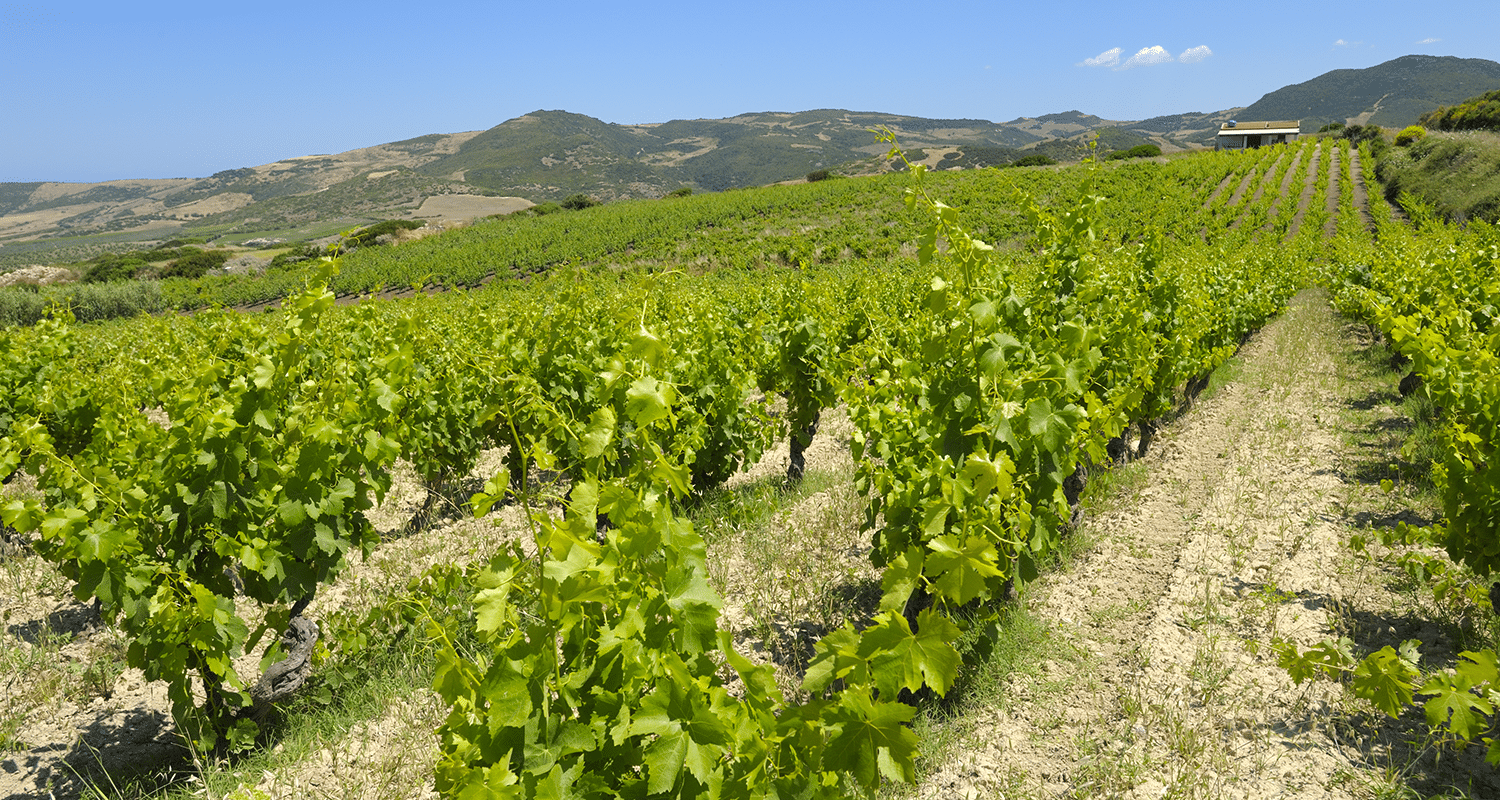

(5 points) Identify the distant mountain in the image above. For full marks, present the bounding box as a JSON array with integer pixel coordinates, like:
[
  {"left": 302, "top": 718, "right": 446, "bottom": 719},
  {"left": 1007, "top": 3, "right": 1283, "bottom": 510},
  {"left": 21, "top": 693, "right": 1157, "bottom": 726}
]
[
  {"left": 3, "top": 53, "right": 1496, "bottom": 266},
  {"left": 412, "top": 109, "right": 1053, "bottom": 198},
  {"left": 1239, "top": 54, "right": 1500, "bottom": 129}
]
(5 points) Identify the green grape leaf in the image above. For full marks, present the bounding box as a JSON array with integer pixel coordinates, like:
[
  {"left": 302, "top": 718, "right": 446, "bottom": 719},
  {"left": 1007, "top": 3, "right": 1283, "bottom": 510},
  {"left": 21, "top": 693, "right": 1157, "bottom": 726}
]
[
  {"left": 1419, "top": 671, "right": 1495, "bottom": 740},
  {"left": 626, "top": 377, "right": 672, "bottom": 427},
  {"left": 581, "top": 406, "right": 616, "bottom": 459},
  {"left": 1351, "top": 646, "right": 1419, "bottom": 717},
  {"left": 859, "top": 610, "right": 961, "bottom": 697},
  {"left": 823, "top": 691, "right": 918, "bottom": 788},
  {"left": 926, "top": 534, "right": 1003, "bottom": 605}
]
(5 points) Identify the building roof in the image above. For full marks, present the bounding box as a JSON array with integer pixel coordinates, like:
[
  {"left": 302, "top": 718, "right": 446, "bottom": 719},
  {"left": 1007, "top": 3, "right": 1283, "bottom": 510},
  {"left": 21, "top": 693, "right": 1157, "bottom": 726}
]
[{"left": 1218, "top": 120, "right": 1301, "bottom": 134}]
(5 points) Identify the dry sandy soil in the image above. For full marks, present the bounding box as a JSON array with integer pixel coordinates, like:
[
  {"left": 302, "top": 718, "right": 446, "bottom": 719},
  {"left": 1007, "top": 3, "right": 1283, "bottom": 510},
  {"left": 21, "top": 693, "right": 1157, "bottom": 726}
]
[{"left": 409, "top": 195, "right": 533, "bottom": 222}]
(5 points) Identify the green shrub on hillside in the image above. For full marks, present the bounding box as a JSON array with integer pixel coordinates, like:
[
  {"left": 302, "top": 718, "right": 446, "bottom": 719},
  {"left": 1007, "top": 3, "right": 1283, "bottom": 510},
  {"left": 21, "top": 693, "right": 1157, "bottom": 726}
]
[
  {"left": 561, "top": 194, "right": 600, "bottom": 210},
  {"left": 1419, "top": 89, "right": 1500, "bottom": 132},
  {"left": 161, "top": 248, "right": 231, "bottom": 279},
  {"left": 1009, "top": 154, "right": 1057, "bottom": 168},
  {"left": 268, "top": 244, "right": 326, "bottom": 273},
  {"left": 1395, "top": 125, "right": 1427, "bottom": 146},
  {"left": 805, "top": 169, "right": 833, "bottom": 182},
  {"left": 82, "top": 253, "right": 149, "bottom": 283},
  {"left": 1105, "top": 144, "right": 1162, "bottom": 161},
  {"left": 665, "top": 186, "right": 693, "bottom": 198},
  {"left": 343, "top": 219, "right": 423, "bottom": 250}
]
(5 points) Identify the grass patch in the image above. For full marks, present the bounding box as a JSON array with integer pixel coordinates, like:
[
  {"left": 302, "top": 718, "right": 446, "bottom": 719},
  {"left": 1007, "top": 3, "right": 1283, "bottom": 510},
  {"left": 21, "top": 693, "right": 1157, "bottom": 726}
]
[{"left": 1375, "top": 130, "right": 1500, "bottom": 224}]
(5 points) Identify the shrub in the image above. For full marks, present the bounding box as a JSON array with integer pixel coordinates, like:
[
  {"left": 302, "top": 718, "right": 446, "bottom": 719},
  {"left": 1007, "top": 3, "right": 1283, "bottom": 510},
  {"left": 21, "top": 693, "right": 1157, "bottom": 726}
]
[
  {"left": 1010, "top": 154, "right": 1057, "bottom": 168},
  {"left": 1419, "top": 89, "right": 1500, "bottom": 132},
  {"left": 1340, "top": 124, "right": 1385, "bottom": 146},
  {"left": 1319, "top": 122, "right": 1346, "bottom": 133},
  {"left": 665, "top": 187, "right": 693, "bottom": 198},
  {"left": 344, "top": 219, "right": 423, "bottom": 249},
  {"left": 267, "top": 244, "right": 324, "bottom": 273},
  {"left": 561, "top": 194, "right": 600, "bottom": 210},
  {"left": 81, "top": 253, "right": 148, "bottom": 283},
  {"left": 160, "top": 248, "right": 231, "bottom": 279},
  {"left": 1395, "top": 125, "right": 1427, "bottom": 146},
  {"left": 805, "top": 169, "right": 833, "bottom": 182},
  {"left": 1105, "top": 144, "right": 1162, "bottom": 161}
]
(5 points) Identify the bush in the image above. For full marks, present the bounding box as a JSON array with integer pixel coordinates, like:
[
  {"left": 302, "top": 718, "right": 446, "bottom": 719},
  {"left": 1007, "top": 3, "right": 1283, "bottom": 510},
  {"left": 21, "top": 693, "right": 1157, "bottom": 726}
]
[
  {"left": 1009, "top": 154, "right": 1057, "bottom": 168},
  {"left": 1340, "top": 124, "right": 1385, "bottom": 146},
  {"left": 160, "top": 248, "right": 231, "bottom": 279},
  {"left": 81, "top": 253, "right": 148, "bottom": 283},
  {"left": 665, "top": 187, "right": 693, "bottom": 198},
  {"left": 267, "top": 244, "right": 324, "bottom": 273},
  {"left": 805, "top": 169, "right": 833, "bottom": 182},
  {"left": 561, "top": 194, "right": 600, "bottom": 211},
  {"left": 1419, "top": 89, "right": 1500, "bottom": 132},
  {"left": 344, "top": 219, "right": 423, "bottom": 249},
  {"left": 1319, "top": 122, "right": 1346, "bottom": 134},
  {"left": 1395, "top": 125, "right": 1427, "bottom": 146},
  {"left": 1105, "top": 144, "right": 1162, "bottom": 161}
]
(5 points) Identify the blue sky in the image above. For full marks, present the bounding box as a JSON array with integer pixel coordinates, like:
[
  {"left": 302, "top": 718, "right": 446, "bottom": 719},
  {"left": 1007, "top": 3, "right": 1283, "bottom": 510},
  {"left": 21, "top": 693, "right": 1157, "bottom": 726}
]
[{"left": 2, "top": 0, "right": 1496, "bottom": 183}]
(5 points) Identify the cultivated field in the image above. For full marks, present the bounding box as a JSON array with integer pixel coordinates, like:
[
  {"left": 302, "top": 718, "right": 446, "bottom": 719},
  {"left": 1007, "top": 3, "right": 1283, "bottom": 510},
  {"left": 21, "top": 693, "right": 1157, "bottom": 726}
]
[{"left": 3, "top": 137, "right": 1498, "bottom": 799}]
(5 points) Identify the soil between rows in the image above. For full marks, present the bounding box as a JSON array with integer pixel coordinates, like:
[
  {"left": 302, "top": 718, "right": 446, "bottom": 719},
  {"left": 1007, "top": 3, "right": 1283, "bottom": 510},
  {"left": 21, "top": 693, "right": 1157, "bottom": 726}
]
[{"left": 911, "top": 288, "right": 1495, "bottom": 800}]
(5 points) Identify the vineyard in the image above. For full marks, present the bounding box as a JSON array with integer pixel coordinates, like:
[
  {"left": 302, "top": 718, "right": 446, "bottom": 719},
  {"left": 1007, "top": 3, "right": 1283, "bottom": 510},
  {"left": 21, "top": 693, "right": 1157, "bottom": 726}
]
[{"left": 1, "top": 135, "right": 1498, "bottom": 799}]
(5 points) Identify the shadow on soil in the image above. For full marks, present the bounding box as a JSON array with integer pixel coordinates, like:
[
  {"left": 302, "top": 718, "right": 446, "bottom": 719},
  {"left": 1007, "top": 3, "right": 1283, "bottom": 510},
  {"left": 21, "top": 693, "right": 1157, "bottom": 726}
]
[{"left": 1, "top": 708, "right": 187, "bottom": 800}]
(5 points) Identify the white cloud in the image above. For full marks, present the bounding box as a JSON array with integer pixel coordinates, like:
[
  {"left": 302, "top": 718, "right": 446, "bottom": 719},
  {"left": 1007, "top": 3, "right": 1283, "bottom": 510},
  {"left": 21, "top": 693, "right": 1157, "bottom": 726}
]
[
  {"left": 1079, "top": 47, "right": 1122, "bottom": 68},
  {"left": 1120, "top": 45, "right": 1174, "bottom": 69},
  {"left": 1178, "top": 45, "right": 1213, "bottom": 63},
  {"left": 1334, "top": 38, "right": 1358, "bottom": 47},
  {"left": 1417, "top": 37, "right": 1441, "bottom": 44}
]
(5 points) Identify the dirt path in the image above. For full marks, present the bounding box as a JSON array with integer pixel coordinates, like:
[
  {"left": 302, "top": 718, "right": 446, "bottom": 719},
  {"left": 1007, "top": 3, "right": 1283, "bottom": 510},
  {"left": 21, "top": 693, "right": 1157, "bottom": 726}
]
[
  {"left": 1230, "top": 155, "right": 1285, "bottom": 231},
  {"left": 915, "top": 289, "right": 1393, "bottom": 799},
  {"left": 1202, "top": 174, "right": 1235, "bottom": 210},
  {"left": 1264, "top": 149, "right": 1304, "bottom": 234},
  {"left": 1224, "top": 168, "right": 1258, "bottom": 210},
  {"left": 1284, "top": 144, "right": 1322, "bottom": 243},
  {"left": 1323, "top": 144, "right": 1342, "bottom": 239},
  {"left": 1347, "top": 148, "right": 1375, "bottom": 232}
]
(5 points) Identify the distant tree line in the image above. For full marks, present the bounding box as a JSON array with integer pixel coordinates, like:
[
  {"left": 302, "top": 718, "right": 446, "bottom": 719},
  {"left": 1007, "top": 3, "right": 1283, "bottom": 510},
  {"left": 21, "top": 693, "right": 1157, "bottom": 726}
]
[
  {"left": 938, "top": 147, "right": 1057, "bottom": 170},
  {"left": 1105, "top": 144, "right": 1163, "bottom": 161}
]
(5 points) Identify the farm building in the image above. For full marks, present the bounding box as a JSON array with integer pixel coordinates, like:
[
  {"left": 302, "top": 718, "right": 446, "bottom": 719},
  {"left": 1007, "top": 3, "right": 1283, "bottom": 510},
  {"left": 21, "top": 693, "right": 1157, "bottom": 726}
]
[{"left": 1215, "top": 120, "right": 1301, "bottom": 150}]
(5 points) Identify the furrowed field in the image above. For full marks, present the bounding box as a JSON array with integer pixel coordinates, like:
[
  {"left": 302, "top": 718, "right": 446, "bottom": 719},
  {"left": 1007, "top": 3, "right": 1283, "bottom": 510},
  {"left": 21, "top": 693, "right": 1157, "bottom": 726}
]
[{"left": 3, "top": 136, "right": 1499, "bottom": 799}]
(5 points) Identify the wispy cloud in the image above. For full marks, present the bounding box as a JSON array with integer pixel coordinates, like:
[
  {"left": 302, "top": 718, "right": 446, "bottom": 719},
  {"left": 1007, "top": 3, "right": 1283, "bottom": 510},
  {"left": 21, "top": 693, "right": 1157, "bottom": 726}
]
[
  {"left": 1120, "top": 45, "right": 1173, "bottom": 69},
  {"left": 1079, "top": 47, "right": 1122, "bottom": 68},
  {"left": 1079, "top": 44, "right": 1212, "bottom": 70},
  {"left": 1333, "top": 38, "right": 1361, "bottom": 47},
  {"left": 1178, "top": 45, "right": 1213, "bottom": 64},
  {"left": 1417, "top": 37, "right": 1441, "bottom": 44}
]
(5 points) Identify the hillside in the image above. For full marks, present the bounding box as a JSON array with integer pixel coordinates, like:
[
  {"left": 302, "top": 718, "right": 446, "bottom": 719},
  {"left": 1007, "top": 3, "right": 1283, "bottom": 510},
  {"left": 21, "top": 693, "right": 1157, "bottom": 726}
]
[
  {"left": 1419, "top": 88, "right": 1500, "bottom": 131},
  {"left": 1239, "top": 54, "right": 1500, "bottom": 130}
]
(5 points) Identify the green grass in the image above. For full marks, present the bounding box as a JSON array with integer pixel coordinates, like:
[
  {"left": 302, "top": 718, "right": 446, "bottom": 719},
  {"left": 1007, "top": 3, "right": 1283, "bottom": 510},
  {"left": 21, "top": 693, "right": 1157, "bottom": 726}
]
[{"left": 1375, "top": 130, "right": 1500, "bottom": 224}]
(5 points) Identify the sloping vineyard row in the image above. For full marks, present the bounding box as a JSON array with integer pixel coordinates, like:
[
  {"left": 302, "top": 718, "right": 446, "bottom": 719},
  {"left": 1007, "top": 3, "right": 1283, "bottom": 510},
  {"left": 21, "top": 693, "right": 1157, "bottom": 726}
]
[
  {"left": 1, "top": 140, "right": 1340, "bottom": 795},
  {"left": 1230, "top": 149, "right": 1500, "bottom": 764}
]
